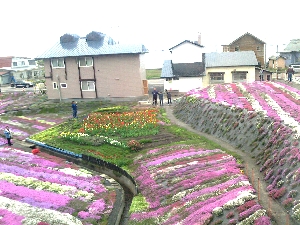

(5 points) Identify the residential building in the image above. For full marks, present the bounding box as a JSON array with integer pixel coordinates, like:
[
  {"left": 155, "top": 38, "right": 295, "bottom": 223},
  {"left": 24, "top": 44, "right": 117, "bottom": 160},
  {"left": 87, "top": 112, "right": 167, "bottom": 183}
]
[
  {"left": 279, "top": 39, "right": 300, "bottom": 66},
  {"left": 268, "top": 55, "right": 286, "bottom": 70},
  {"left": 203, "top": 51, "right": 258, "bottom": 87},
  {"left": 35, "top": 31, "right": 148, "bottom": 100},
  {"left": 0, "top": 56, "right": 40, "bottom": 84},
  {"left": 161, "top": 36, "right": 206, "bottom": 92},
  {"left": 222, "top": 32, "right": 266, "bottom": 67}
]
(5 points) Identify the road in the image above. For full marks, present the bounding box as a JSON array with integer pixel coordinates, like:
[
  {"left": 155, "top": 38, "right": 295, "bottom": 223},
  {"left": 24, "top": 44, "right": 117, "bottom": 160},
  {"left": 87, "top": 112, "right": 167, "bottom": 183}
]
[{"left": 0, "top": 85, "right": 35, "bottom": 93}]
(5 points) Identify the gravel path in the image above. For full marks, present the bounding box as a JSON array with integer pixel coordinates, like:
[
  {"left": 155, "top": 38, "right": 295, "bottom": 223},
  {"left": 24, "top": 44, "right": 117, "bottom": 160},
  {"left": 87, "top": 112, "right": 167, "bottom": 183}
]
[{"left": 165, "top": 105, "right": 295, "bottom": 225}]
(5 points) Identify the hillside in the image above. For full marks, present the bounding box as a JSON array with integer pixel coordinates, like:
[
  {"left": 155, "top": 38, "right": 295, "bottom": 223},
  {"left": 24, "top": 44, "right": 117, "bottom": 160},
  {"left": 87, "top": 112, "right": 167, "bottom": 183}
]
[{"left": 172, "top": 81, "right": 300, "bottom": 223}]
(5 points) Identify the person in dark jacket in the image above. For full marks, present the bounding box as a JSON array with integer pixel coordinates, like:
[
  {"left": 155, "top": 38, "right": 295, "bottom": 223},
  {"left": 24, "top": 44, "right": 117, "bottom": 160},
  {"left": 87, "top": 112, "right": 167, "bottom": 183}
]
[
  {"left": 286, "top": 65, "right": 295, "bottom": 82},
  {"left": 4, "top": 126, "right": 12, "bottom": 146},
  {"left": 152, "top": 88, "right": 158, "bottom": 106},
  {"left": 166, "top": 89, "right": 172, "bottom": 105},
  {"left": 71, "top": 101, "right": 78, "bottom": 118},
  {"left": 158, "top": 91, "right": 164, "bottom": 106}
]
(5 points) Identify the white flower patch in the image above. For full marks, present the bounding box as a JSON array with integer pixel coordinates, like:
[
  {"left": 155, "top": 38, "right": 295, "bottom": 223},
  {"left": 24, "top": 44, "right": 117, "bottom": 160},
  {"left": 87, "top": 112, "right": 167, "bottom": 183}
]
[
  {"left": 207, "top": 86, "right": 216, "bottom": 99},
  {"left": 0, "top": 196, "right": 83, "bottom": 225},
  {"left": 172, "top": 190, "right": 187, "bottom": 202},
  {"left": 153, "top": 165, "right": 184, "bottom": 178},
  {"left": 187, "top": 161, "right": 198, "bottom": 165},
  {"left": 236, "top": 83, "right": 267, "bottom": 115},
  {"left": 264, "top": 93, "right": 300, "bottom": 138},
  {"left": 223, "top": 190, "right": 256, "bottom": 210},
  {"left": 0, "top": 172, "right": 93, "bottom": 200},
  {"left": 237, "top": 209, "right": 267, "bottom": 225},
  {"left": 58, "top": 168, "right": 93, "bottom": 178}
]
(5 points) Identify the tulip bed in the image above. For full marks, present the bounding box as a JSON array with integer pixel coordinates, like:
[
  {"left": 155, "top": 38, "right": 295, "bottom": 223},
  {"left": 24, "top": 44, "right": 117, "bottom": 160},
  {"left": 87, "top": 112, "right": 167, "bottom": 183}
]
[
  {"left": 129, "top": 144, "right": 271, "bottom": 225},
  {"left": 174, "top": 81, "right": 300, "bottom": 221},
  {"left": 0, "top": 146, "right": 115, "bottom": 224}
]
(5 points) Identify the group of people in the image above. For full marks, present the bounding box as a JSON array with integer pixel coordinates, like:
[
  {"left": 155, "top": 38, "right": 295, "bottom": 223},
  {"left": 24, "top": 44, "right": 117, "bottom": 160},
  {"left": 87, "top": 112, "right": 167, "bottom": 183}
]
[{"left": 151, "top": 88, "right": 172, "bottom": 106}]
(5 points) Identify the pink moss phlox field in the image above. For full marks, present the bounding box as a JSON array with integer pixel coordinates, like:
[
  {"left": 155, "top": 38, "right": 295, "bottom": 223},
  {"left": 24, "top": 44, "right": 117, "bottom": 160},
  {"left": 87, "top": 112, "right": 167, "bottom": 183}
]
[
  {"left": 130, "top": 145, "right": 269, "bottom": 224},
  {"left": 0, "top": 147, "right": 114, "bottom": 224}
]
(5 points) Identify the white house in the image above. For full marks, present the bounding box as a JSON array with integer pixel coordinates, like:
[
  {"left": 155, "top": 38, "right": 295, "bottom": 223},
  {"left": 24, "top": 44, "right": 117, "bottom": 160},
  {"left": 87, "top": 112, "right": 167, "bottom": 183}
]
[{"left": 161, "top": 38, "right": 206, "bottom": 92}]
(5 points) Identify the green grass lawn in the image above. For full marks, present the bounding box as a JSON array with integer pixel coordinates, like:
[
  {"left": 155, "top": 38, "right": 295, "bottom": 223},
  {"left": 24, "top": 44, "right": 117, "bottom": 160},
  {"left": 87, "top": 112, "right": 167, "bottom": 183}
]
[
  {"left": 146, "top": 69, "right": 162, "bottom": 79},
  {"left": 29, "top": 106, "right": 241, "bottom": 169}
]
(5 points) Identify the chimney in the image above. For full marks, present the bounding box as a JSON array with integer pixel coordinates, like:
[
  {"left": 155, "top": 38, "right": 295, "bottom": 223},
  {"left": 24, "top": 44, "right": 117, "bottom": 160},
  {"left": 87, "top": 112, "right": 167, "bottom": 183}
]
[{"left": 198, "top": 32, "right": 201, "bottom": 45}]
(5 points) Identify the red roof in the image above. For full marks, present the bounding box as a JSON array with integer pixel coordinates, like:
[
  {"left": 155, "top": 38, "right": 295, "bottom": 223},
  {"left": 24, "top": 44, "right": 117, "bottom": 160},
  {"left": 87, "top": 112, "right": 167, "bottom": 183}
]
[{"left": 0, "top": 57, "right": 13, "bottom": 68}]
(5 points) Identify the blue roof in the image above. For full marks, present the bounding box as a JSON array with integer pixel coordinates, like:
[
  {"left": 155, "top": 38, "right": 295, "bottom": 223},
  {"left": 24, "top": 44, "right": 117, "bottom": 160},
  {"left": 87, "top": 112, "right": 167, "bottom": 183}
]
[
  {"left": 36, "top": 32, "right": 148, "bottom": 59},
  {"left": 205, "top": 51, "right": 258, "bottom": 67},
  {"left": 161, "top": 60, "right": 173, "bottom": 78}
]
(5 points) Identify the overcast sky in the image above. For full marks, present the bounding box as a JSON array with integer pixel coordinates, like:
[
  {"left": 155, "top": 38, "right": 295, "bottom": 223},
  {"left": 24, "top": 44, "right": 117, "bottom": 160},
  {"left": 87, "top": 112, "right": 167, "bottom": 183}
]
[{"left": 1, "top": 0, "right": 299, "bottom": 68}]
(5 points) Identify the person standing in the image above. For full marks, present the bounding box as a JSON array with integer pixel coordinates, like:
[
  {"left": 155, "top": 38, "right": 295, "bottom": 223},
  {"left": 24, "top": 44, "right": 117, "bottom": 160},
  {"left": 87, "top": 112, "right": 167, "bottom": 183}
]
[
  {"left": 166, "top": 89, "right": 172, "bottom": 105},
  {"left": 158, "top": 91, "right": 164, "bottom": 106},
  {"left": 286, "top": 65, "right": 295, "bottom": 83},
  {"left": 4, "top": 126, "right": 12, "bottom": 146},
  {"left": 152, "top": 88, "right": 158, "bottom": 106},
  {"left": 259, "top": 68, "right": 264, "bottom": 81},
  {"left": 71, "top": 101, "right": 78, "bottom": 118}
]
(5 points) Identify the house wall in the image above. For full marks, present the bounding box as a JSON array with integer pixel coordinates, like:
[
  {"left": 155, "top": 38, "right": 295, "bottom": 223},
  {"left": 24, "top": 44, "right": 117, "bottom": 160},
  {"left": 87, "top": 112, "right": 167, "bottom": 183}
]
[
  {"left": 268, "top": 57, "right": 286, "bottom": 70},
  {"left": 164, "top": 77, "right": 203, "bottom": 93},
  {"left": 171, "top": 42, "right": 204, "bottom": 63},
  {"left": 229, "top": 35, "right": 265, "bottom": 67},
  {"left": 202, "top": 66, "right": 256, "bottom": 88},
  {"left": 0, "top": 73, "right": 11, "bottom": 84},
  {"left": 45, "top": 54, "right": 145, "bottom": 100},
  {"left": 281, "top": 52, "right": 300, "bottom": 67}
]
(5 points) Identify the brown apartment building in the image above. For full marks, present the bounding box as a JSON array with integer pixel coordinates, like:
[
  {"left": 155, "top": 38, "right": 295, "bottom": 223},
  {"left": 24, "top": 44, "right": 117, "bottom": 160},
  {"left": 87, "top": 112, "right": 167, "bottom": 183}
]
[
  {"left": 222, "top": 32, "right": 265, "bottom": 67},
  {"left": 35, "top": 31, "right": 148, "bottom": 100}
]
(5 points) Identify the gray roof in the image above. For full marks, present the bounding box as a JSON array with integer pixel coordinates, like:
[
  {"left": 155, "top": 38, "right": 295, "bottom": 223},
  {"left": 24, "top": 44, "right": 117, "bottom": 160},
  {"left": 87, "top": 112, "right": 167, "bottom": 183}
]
[
  {"left": 282, "top": 39, "right": 300, "bottom": 52},
  {"left": 268, "top": 55, "right": 286, "bottom": 60},
  {"left": 161, "top": 60, "right": 173, "bottom": 78},
  {"left": 36, "top": 31, "right": 148, "bottom": 59},
  {"left": 205, "top": 51, "right": 258, "bottom": 67}
]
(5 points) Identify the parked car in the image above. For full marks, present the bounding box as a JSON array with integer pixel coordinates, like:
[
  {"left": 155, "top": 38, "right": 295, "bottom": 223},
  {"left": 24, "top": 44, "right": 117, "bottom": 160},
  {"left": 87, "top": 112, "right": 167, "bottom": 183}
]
[
  {"left": 11, "top": 80, "right": 34, "bottom": 88},
  {"left": 291, "top": 64, "right": 300, "bottom": 73}
]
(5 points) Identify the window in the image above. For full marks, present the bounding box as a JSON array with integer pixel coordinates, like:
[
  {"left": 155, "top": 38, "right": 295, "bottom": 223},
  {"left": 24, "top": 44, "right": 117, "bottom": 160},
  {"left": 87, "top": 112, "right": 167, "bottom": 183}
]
[
  {"left": 51, "top": 58, "right": 65, "bottom": 68},
  {"left": 79, "top": 57, "right": 93, "bottom": 67},
  {"left": 256, "top": 46, "right": 260, "bottom": 51},
  {"left": 21, "top": 61, "right": 25, "bottom": 66},
  {"left": 27, "top": 71, "right": 32, "bottom": 79},
  {"left": 224, "top": 46, "right": 229, "bottom": 52},
  {"left": 53, "top": 82, "right": 58, "bottom": 89},
  {"left": 13, "top": 62, "right": 17, "bottom": 67},
  {"left": 232, "top": 72, "right": 247, "bottom": 82},
  {"left": 81, "top": 81, "right": 95, "bottom": 91},
  {"left": 209, "top": 73, "right": 224, "bottom": 82},
  {"left": 235, "top": 46, "right": 239, "bottom": 51},
  {"left": 208, "top": 72, "right": 225, "bottom": 84},
  {"left": 60, "top": 83, "right": 67, "bottom": 88}
]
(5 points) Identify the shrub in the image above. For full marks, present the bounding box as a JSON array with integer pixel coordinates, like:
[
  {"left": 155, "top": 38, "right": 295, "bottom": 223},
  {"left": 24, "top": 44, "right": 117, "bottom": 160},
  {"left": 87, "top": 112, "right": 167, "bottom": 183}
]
[
  {"left": 127, "top": 140, "right": 142, "bottom": 151},
  {"left": 283, "top": 198, "right": 294, "bottom": 209},
  {"left": 226, "top": 211, "right": 234, "bottom": 219}
]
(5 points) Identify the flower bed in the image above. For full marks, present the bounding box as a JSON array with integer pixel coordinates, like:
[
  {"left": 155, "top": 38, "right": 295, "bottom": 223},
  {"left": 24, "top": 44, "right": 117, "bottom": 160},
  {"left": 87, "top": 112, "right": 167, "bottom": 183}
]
[
  {"left": 0, "top": 146, "right": 115, "bottom": 224},
  {"left": 175, "top": 81, "right": 300, "bottom": 221},
  {"left": 129, "top": 144, "right": 271, "bottom": 224}
]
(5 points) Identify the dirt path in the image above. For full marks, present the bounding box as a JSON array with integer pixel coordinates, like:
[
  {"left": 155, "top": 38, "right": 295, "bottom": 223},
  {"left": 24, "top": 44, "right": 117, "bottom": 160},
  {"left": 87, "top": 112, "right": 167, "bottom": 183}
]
[{"left": 165, "top": 106, "right": 295, "bottom": 225}]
